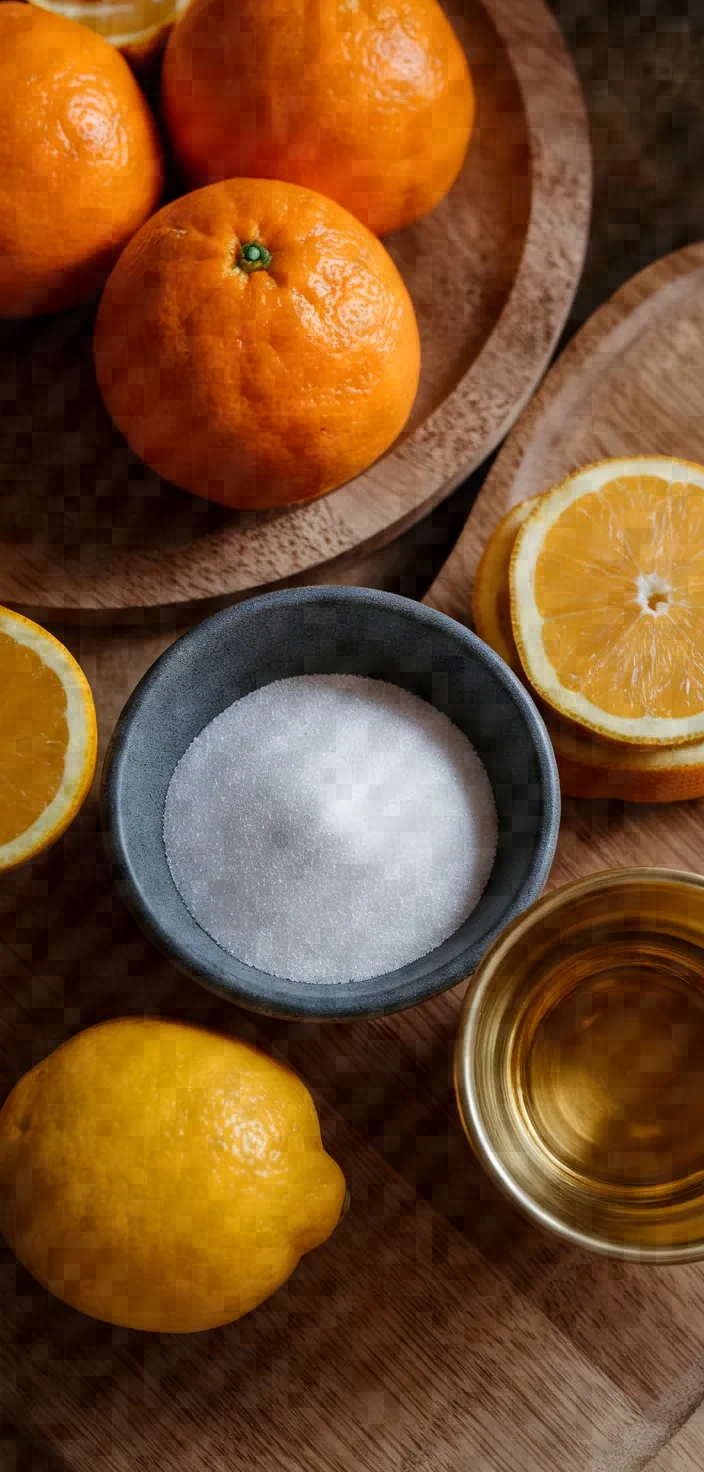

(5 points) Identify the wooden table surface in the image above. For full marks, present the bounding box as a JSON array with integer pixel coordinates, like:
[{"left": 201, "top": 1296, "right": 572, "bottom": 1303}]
[
  {"left": 2, "top": 3, "right": 704, "bottom": 1470},
  {"left": 0, "top": 613, "right": 702, "bottom": 1472}
]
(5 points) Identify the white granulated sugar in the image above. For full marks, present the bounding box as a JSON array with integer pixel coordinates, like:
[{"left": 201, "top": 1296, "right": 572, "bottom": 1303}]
[{"left": 163, "top": 674, "right": 498, "bottom": 984}]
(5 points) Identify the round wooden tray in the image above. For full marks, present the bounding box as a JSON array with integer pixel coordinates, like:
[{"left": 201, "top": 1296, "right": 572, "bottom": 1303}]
[{"left": 0, "top": 0, "right": 590, "bottom": 620}]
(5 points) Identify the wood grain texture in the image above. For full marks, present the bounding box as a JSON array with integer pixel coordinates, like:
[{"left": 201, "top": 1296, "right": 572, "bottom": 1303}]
[
  {"left": 425, "top": 241, "right": 704, "bottom": 623},
  {"left": 0, "top": 0, "right": 590, "bottom": 620},
  {"left": 0, "top": 790, "right": 657, "bottom": 1472},
  {"left": 18, "top": 269, "right": 704, "bottom": 1472},
  {"left": 421, "top": 240, "right": 704, "bottom": 1468},
  {"left": 4, "top": 483, "right": 704, "bottom": 1465},
  {"left": 645, "top": 1403, "right": 704, "bottom": 1472}
]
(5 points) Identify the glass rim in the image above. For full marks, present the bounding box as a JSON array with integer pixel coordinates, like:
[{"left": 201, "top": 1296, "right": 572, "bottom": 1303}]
[{"left": 454, "top": 865, "right": 704, "bottom": 1263}]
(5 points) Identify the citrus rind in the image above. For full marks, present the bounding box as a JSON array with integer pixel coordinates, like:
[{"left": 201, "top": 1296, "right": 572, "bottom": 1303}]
[
  {"left": 472, "top": 498, "right": 535, "bottom": 673},
  {"left": 472, "top": 490, "right": 704, "bottom": 803},
  {"left": 510, "top": 455, "right": 704, "bottom": 747},
  {"left": 28, "top": 0, "right": 190, "bottom": 65},
  {"left": 0, "top": 608, "right": 97, "bottom": 871}
]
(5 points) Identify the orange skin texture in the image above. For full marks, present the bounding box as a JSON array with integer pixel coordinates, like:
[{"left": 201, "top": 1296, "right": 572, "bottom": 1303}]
[
  {"left": 161, "top": 0, "right": 475, "bottom": 238},
  {"left": 93, "top": 178, "right": 421, "bottom": 510},
  {"left": 0, "top": 3, "right": 163, "bottom": 318}
]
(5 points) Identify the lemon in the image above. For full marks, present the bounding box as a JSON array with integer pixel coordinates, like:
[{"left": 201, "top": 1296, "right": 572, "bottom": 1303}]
[
  {"left": 0, "top": 607, "right": 96, "bottom": 871},
  {"left": 0, "top": 1018, "right": 347, "bottom": 1332}
]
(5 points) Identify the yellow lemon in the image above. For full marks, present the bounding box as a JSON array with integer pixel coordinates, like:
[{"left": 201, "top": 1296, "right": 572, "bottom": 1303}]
[
  {"left": 0, "top": 1018, "right": 347, "bottom": 1332},
  {"left": 0, "top": 607, "right": 96, "bottom": 870}
]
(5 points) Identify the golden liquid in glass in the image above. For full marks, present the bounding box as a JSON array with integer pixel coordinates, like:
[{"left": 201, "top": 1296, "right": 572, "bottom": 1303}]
[
  {"left": 515, "top": 936, "right": 704, "bottom": 1193},
  {"left": 456, "top": 872, "right": 704, "bottom": 1258}
]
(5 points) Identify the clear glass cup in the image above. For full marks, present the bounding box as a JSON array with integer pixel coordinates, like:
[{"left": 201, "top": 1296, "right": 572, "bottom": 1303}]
[{"left": 455, "top": 867, "right": 704, "bottom": 1263}]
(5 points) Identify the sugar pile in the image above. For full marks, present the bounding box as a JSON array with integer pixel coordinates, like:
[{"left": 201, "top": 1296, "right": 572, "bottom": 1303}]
[{"left": 163, "top": 675, "right": 498, "bottom": 984}]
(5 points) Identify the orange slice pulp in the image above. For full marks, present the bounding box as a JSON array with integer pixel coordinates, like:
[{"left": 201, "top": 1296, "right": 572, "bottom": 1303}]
[
  {"left": 510, "top": 457, "right": 704, "bottom": 747},
  {"left": 0, "top": 608, "right": 97, "bottom": 870},
  {"left": 473, "top": 495, "right": 704, "bottom": 803}
]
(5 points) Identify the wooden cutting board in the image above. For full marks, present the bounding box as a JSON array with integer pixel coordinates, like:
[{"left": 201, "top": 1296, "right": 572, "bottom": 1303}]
[
  {"left": 0, "top": 0, "right": 590, "bottom": 620},
  {"left": 5, "top": 249, "right": 704, "bottom": 1470}
]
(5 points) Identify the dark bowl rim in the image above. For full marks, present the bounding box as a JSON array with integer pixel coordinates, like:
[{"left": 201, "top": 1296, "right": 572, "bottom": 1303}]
[{"left": 102, "top": 585, "right": 561, "bottom": 1021}]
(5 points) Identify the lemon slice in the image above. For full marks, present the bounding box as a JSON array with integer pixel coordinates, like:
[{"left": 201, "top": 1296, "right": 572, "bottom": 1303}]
[
  {"left": 0, "top": 608, "right": 97, "bottom": 871},
  {"left": 510, "top": 456, "right": 704, "bottom": 747},
  {"left": 28, "top": 0, "right": 190, "bottom": 64},
  {"left": 474, "top": 496, "right": 704, "bottom": 803}
]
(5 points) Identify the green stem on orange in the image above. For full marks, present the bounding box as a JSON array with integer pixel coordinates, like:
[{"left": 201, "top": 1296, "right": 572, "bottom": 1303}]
[{"left": 236, "top": 240, "right": 272, "bottom": 273}]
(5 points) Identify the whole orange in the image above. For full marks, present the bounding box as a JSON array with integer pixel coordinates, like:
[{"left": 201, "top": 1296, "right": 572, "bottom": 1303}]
[
  {"left": 0, "top": 3, "right": 163, "bottom": 318},
  {"left": 161, "top": 0, "right": 474, "bottom": 238},
  {"left": 93, "top": 178, "right": 421, "bottom": 510}
]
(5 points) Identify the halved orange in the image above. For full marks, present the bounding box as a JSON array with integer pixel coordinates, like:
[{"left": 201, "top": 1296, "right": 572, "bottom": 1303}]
[
  {"left": 0, "top": 609, "right": 97, "bottom": 870},
  {"left": 474, "top": 496, "right": 704, "bottom": 803},
  {"left": 472, "top": 499, "right": 535, "bottom": 673},
  {"left": 549, "top": 721, "right": 704, "bottom": 804},
  {"left": 28, "top": 0, "right": 190, "bottom": 68},
  {"left": 511, "top": 457, "right": 704, "bottom": 747}
]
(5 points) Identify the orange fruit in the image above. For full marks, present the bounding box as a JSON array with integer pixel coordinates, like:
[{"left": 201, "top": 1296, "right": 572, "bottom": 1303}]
[
  {"left": 0, "top": 2, "right": 163, "bottom": 318},
  {"left": 93, "top": 178, "right": 421, "bottom": 510},
  {"left": 0, "top": 608, "right": 97, "bottom": 870},
  {"left": 511, "top": 457, "right": 704, "bottom": 747},
  {"left": 161, "top": 0, "right": 474, "bottom": 238},
  {"left": 474, "top": 495, "right": 704, "bottom": 803}
]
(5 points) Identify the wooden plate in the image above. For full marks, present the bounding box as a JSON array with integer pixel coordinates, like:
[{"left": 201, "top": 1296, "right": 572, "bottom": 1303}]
[
  {"left": 0, "top": 0, "right": 590, "bottom": 619},
  {"left": 427, "top": 240, "right": 704, "bottom": 867},
  {"left": 426, "top": 241, "right": 704, "bottom": 626}
]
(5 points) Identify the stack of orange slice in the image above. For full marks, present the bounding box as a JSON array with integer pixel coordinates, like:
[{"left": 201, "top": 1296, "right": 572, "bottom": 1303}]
[{"left": 472, "top": 456, "right": 704, "bottom": 803}]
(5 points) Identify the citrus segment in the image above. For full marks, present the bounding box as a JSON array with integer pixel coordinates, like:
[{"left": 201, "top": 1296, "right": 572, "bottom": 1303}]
[
  {"left": 510, "top": 457, "right": 704, "bottom": 745},
  {"left": 473, "top": 493, "right": 704, "bottom": 803},
  {"left": 0, "top": 609, "right": 96, "bottom": 869}
]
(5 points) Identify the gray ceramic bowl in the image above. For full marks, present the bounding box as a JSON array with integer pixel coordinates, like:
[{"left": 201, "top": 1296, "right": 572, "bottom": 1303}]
[{"left": 102, "top": 587, "right": 560, "bottom": 1020}]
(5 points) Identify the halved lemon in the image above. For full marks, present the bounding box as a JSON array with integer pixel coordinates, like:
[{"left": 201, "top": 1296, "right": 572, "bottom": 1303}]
[
  {"left": 0, "top": 608, "right": 97, "bottom": 871},
  {"left": 511, "top": 457, "right": 704, "bottom": 747},
  {"left": 474, "top": 496, "right": 704, "bottom": 803},
  {"left": 28, "top": 0, "right": 190, "bottom": 66}
]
